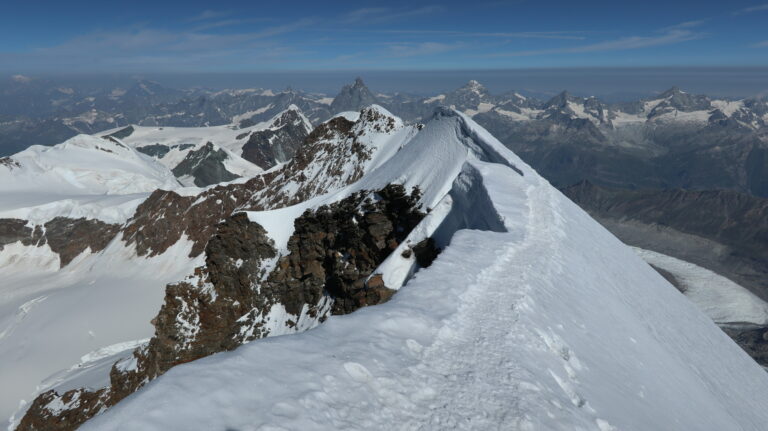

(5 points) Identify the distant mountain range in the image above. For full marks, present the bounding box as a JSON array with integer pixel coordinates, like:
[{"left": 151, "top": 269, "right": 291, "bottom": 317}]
[{"left": 3, "top": 75, "right": 766, "bottom": 197}]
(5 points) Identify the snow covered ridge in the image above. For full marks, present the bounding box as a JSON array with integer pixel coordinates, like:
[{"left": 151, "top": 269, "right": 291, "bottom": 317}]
[
  {"left": 0, "top": 134, "right": 179, "bottom": 198},
  {"left": 12, "top": 107, "right": 768, "bottom": 430}
]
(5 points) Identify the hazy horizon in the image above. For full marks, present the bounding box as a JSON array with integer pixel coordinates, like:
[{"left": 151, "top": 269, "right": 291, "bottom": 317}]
[{"left": 7, "top": 67, "right": 768, "bottom": 101}]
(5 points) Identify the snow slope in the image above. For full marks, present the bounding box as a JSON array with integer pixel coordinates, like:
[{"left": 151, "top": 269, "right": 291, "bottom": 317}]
[
  {"left": 0, "top": 237, "right": 203, "bottom": 426},
  {"left": 82, "top": 109, "right": 768, "bottom": 431},
  {"left": 0, "top": 135, "right": 180, "bottom": 224},
  {"left": 0, "top": 136, "right": 200, "bottom": 424},
  {"left": 634, "top": 247, "right": 768, "bottom": 326}
]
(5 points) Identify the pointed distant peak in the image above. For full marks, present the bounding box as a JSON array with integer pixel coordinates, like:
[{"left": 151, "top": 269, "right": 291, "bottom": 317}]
[
  {"left": 273, "top": 104, "right": 312, "bottom": 131},
  {"left": 461, "top": 80, "right": 487, "bottom": 92},
  {"left": 467, "top": 79, "right": 482, "bottom": 88},
  {"left": 544, "top": 90, "right": 574, "bottom": 108},
  {"left": 331, "top": 78, "right": 378, "bottom": 113},
  {"left": 660, "top": 86, "right": 685, "bottom": 98}
]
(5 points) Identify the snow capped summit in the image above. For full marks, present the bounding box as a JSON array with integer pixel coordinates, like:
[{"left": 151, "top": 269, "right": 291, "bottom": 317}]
[
  {"left": 0, "top": 134, "right": 179, "bottom": 198},
  {"left": 464, "top": 79, "right": 486, "bottom": 93}
]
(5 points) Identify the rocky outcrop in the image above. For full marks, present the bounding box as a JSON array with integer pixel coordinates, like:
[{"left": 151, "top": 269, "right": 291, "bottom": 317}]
[
  {"left": 16, "top": 389, "right": 109, "bottom": 431},
  {"left": 18, "top": 185, "right": 428, "bottom": 430},
  {"left": 0, "top": 156, "right": 21, "bottom": 169},
  {"left": 0, "top": 217, "right": 120, "bottom": 267},
  {"left": 240, "top": 108, "right": 312, "bottom": 169},
  {"left": 120, "top": 182, "right": 255, "bottom": 258},
  {"left": 171, "top": 142, "right": 240, "bottom": 187},
  {"left": 263, "top": 184, "right": 424, "bottom": 316}
]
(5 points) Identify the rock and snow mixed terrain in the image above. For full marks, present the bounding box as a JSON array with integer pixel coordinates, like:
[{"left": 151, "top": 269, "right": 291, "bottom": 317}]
[
  {"left": 100, "top": 105, "right": 313, "bottom": 186},
  {"left": 0, "top": 134, "right": 203, "bottom": 424},
  {"left": 78, "top": 109, "right": 768, "bottom": 430},
  {"left": 2, "top": 102, "right": 768, "bottom": 430}
]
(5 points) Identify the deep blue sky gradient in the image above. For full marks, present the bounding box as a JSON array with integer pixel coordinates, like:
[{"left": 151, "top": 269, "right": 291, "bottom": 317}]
[{"left": 1, "top": 0, "right": 767, "bottom": 72}]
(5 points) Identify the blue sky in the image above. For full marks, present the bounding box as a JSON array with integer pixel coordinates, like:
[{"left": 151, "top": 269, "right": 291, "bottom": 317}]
[{"left": 0, "top": 0, "right": 767, "bottom": 72}]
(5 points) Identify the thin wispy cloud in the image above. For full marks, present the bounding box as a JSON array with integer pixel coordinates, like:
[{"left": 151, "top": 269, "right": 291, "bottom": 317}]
[
  {"left": 733, "top": 3, "right": 768, "bottom": 15},
  {"left": 2, "top": 19, "right": 320, "bottom": 72},
  {"left": 386, "top": 41, "right": 465, "bottom": 57},
  {"left": 188, "top": 10, "right": 232, "bottom": 22},
  {"left": 753, "top": 40, "right": 768, "bottom": 47},
  {"left": 375, "top": 29, "right": 586, "bottom": 40},
  {"left": 191, "top": 18, "right": 273, "bottom": 32},
  {"left": 492, "top": 27, "right": 703, "bottom": 57},
  {"left": 343, "top": 6, "right": 442, "bottom": 23},
  {"left": 660, "top": 20, "right": 707, "bottom": 31}
]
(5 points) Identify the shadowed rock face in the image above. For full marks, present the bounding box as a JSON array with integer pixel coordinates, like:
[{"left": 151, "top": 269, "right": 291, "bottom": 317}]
[
  {"left": 240, "top": 109, "right": 311, "bottom": 169},
  {"left": 330, "top": 77, "right": 378, "bottom": 114},
  {"left": 104, "top": 126, "right": 134, "bottom": 140},
  {"left": 0, "top": 217, "right": 120, "bottom": 267},
  {"left": 17, "top": 185, "right": 427, "bottom": 431},
  {"left": 171, "top": 142, "right": 240, "bottom": 187}
]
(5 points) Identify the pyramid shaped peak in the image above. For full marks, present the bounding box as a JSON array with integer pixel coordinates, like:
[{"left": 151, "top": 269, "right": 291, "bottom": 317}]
[
  {"left": 462, "top": 80, "right": 488, "bottom": 92},
  {"left": 660, "top": 86, "right": 685, "bottom": 97},
  {"left": 544, "top": 90, "right": 575, "bottom": 108}
]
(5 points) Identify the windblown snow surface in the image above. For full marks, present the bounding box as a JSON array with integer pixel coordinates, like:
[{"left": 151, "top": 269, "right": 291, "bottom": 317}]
[{"left": 82, "top": 109, "right": 768, "bottom": 431}]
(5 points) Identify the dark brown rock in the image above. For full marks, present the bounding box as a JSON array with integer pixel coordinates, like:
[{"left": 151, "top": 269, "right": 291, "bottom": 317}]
[
  {"left": 0, "top": 156, "right": 21, "bottom": 169},
  {"left": 17, "top": 185, "right": 427, "bottom": 430},
  {"left": 16, "top": 388, "right": 109, "bottom": 431},
  {"left": 0, "top": 217, "right": 120, "bottom": 267}
]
